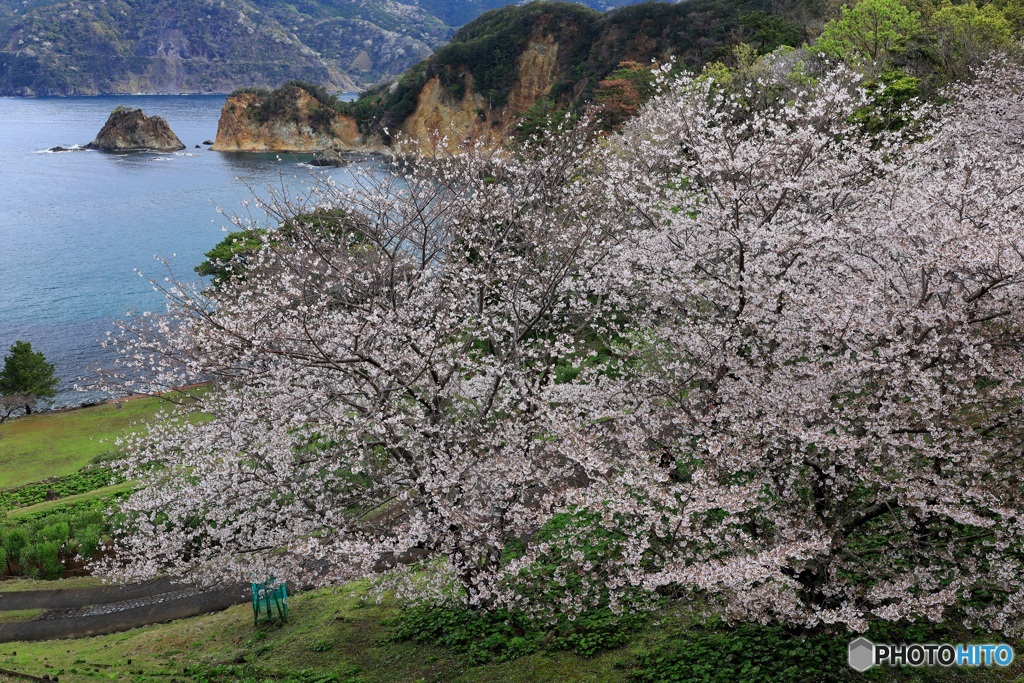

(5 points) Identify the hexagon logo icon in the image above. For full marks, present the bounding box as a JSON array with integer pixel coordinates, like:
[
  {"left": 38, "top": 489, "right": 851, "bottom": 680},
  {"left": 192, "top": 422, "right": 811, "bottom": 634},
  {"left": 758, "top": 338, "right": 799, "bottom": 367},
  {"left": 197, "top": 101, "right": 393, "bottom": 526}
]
[{"left": 848, "top": 637, "right": 875, "bottom": 672}]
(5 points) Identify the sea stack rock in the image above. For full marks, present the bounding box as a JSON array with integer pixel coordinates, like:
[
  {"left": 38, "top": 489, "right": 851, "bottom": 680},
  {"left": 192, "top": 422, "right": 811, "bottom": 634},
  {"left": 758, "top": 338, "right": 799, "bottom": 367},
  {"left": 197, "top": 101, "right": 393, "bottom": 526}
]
[
  {"left": 310, "top": 147, "right": 348, "bottom": 167},
  {"left": 86, "top": 107, "right": 186, "bottom": 152},
  {"left": 212, "top": 83, "right": 363, "bottom": 152}
]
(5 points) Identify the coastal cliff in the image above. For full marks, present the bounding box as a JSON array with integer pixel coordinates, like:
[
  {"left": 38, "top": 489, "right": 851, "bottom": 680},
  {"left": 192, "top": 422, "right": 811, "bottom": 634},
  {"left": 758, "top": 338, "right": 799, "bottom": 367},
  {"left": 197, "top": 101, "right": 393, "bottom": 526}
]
[
  {"left": 214, "top": 1, "right": 808, "bottom": 153},
  {"left": 211, "top": 83, "right": 363, "bottom": 152},
  {"left": 397, "top": 34, "right": 560, "bottom": 151},
  {"left": 343, "top": 1, "right": 806, "bottom": 150}
]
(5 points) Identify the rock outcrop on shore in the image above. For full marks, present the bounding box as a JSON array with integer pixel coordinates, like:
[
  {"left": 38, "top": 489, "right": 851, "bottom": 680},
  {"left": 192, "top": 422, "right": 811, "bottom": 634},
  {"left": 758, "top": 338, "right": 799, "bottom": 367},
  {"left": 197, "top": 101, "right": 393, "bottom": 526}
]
[
  {"left": 310, "top": 147, "right": 348, "bottom": 167},
  {"left": 211, "top": 84, "right": 364, "bottom": 153},
  {"left": 85, "top": 107, "right": 186, "bottom": 152}
]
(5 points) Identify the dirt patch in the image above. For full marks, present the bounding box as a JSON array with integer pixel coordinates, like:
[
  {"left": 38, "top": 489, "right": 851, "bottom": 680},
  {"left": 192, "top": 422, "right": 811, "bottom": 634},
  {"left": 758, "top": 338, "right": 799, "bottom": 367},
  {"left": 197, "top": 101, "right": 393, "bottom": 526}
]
[{"left": 0, "top": 578, "right": 247, "bottom": 643}]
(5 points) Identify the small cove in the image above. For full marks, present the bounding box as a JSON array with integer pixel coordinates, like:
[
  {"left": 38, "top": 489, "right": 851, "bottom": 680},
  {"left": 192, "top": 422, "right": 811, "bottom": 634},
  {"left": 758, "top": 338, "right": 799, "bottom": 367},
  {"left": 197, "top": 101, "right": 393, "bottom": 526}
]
[{"left": 0, "top": 94, "right": 366, "bottom": 406}]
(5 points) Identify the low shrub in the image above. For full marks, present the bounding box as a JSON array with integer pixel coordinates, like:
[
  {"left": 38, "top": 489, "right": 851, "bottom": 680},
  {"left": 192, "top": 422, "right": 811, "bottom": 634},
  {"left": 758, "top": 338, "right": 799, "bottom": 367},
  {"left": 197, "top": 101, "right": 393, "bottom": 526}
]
[
  {"left": 0, "top": 494, "right": 124, "bottom": 578},
  {"left": 628, "top": 619, "right": 847, "bottom": 683},
  {"left": 0, "top": 466, "right": 122, "bottom": 511},
  {"left": 627, "top": 618, "right": 1019, "bottom": 682}
]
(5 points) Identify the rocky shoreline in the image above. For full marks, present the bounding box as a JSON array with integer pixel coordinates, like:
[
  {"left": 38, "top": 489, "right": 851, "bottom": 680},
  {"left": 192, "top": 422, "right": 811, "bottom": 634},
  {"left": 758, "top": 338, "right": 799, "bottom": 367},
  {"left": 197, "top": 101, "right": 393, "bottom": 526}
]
[{"left": 210, "top": 84, "right": 369, "bottom": 153}]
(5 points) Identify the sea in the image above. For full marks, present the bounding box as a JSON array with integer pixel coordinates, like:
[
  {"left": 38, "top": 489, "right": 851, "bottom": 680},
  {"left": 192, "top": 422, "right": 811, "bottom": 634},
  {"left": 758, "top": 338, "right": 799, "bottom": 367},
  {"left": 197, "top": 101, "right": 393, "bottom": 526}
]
[{"left": 0, "top": 94, "right": 369, "bottom": 408}]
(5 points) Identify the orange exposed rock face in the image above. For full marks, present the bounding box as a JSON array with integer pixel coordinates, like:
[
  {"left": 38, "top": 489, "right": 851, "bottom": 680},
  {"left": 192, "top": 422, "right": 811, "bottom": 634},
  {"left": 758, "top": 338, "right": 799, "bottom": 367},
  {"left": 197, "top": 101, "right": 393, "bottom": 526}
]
[
  {"left": 213, "top": 37, "right": 563, "bottom": 156},
  {"left": 505, "top": 35, "right": 560, "bottom": 117},
  {"left": 398, "top": 35, "right": 560, "bottom": 152},
  {"left": 211, "top": 88, "right": 363, "bottom": 153},
  {"left": 397, "top": 75, "right": 490, "bottom": 151}
]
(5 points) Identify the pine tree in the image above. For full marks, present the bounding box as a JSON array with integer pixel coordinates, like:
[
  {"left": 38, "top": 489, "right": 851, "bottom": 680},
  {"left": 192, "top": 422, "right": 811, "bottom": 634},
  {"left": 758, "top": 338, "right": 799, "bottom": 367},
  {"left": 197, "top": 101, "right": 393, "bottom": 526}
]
[{"left": 0, "top": 341, "right": 59, "bottom": 416}]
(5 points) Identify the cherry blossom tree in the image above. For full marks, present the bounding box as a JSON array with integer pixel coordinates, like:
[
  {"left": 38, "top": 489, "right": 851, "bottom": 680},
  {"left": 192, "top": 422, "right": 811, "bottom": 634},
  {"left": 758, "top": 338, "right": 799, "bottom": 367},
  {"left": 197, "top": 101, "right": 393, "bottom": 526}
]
[
  {"left": 547, "top": 54, "right": 1024, "bottom": 632},
  {"left": 101, "top": 122, "right": 627, "bottom": 604},
  {"left": 102, "top": 51, "right": 1024, "bottom": 634}
]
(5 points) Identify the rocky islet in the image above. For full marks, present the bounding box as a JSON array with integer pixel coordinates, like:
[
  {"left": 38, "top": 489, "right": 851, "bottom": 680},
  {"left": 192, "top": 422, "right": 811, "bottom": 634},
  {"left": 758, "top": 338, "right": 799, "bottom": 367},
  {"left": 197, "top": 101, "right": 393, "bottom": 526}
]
[{"left": 85, "top": 107, "right": 186, "bottom": 152}]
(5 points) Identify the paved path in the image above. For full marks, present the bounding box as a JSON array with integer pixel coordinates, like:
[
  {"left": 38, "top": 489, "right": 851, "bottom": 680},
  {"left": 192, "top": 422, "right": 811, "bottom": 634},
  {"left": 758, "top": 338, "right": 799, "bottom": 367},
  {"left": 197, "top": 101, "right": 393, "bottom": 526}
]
[{"left": 0, "top": 577, "right": 248, "bottom": 642}]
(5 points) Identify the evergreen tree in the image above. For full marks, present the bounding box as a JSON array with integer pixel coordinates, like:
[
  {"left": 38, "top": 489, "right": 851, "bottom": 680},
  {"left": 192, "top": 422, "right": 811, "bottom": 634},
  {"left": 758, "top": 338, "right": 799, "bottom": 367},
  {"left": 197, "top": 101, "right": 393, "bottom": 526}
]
[
  {"left": 0, "top": 341, "right": 58, "bottom": 417},
  {"left": 815, "top": 0, "right": 921, "bottom": 69}
]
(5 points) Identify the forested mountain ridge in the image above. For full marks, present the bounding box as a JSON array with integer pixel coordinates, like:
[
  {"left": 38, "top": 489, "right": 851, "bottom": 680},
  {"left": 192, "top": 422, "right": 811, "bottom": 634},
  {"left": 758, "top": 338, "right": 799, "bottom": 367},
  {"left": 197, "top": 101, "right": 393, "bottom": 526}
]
[
  {"left": 0, "top": 0, "right": 661, "bottom": 96},
  {"left": 416, "top": 0, "right": 651, "bottom": 27},
  {"left": 210, "top": 0, "right": 816, "bottom": 152},
  {"left": 341, "top": 0, "right": 816, "bottom": 147}
]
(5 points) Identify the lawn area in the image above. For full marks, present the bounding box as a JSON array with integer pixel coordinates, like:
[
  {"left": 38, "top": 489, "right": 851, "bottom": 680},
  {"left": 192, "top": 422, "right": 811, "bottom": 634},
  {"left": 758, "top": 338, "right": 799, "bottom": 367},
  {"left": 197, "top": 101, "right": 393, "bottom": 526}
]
[
  {"left": 0, "top": 582, "right": 1022, "bottom": 683},
  {"left": 0, "top": 391, "right": 204, "bottom": 490},
  {"left": 0, "top": 583, "right": 639, "bottom": 683}
]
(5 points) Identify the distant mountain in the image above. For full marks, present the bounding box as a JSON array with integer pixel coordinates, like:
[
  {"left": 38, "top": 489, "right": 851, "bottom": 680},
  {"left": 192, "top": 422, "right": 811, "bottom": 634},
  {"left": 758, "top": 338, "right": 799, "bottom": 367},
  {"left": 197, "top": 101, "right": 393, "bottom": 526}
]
[
  {"left": 0, "top": 0, "right": 664, "bottom": 96},
  {"left": 0, "top": 0, "right": 447, "bottom": 95}
]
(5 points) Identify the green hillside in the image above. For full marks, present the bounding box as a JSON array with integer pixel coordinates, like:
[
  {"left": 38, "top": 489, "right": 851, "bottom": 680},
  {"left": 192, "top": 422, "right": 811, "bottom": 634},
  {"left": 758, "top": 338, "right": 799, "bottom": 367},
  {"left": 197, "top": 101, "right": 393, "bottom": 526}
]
[
  {"left": 345, "top": 0, "right": 812, "bottom": 139},
  {"left": 418, "top": 0, "right": 654, "bottom": 27},
  {"left": 0, "top": 579, "right": 1020, "bottom": 682},
  {"left": 0, "top": 397, "right": 171, "bottom": 490}
]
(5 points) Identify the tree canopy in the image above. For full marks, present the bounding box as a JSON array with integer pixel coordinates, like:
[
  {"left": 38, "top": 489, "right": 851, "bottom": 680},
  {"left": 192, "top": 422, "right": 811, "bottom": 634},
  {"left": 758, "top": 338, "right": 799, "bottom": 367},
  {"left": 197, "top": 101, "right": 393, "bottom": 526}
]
[
  {"left": 815, "top": 0, "right": 921, "bottom": 66},
  {"left": 195, "top": 208, "right": 369, "bottom": 288},
  {"left": 0, "top": 341, "right": 58, "bottom": 418},
  {"left": 104, "top": 50, "right": 1024, "bottom": 636}
]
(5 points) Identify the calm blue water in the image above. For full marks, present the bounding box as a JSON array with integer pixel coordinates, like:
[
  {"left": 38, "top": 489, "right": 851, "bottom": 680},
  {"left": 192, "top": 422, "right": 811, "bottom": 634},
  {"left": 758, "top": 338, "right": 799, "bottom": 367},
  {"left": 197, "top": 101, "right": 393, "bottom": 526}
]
[{"left": 0, "top": 95, "right": 366, "bottom": 407}]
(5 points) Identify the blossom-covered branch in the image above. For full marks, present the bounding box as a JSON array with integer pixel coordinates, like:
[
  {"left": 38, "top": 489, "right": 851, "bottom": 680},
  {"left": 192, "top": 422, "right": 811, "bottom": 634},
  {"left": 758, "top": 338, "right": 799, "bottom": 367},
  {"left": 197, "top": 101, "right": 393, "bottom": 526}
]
[{"left": 103, "top": 52, "right": 1024, "bottom": 634}]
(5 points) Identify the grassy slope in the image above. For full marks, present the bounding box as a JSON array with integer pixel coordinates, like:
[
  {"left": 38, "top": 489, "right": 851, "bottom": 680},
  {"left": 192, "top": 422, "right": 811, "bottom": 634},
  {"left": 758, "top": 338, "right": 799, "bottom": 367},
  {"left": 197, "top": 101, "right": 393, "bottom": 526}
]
[
  {"left": 0, "top": 581, "right": 1020, "bottom": 683},
  {"left": 0, "top": 584, "right": 637, "bottom": 683},
  {"left": 0, "top": 400, "right": 159, "bottom": 490},
  {"left": 0, "top": 391, "right": 204, "bottom": 491},
  {"left": 0, "top": 396, "right": 1022, "bottom": 682},
  {"left": 0, "top": 400, "right": 631, "bottom": 682}
]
